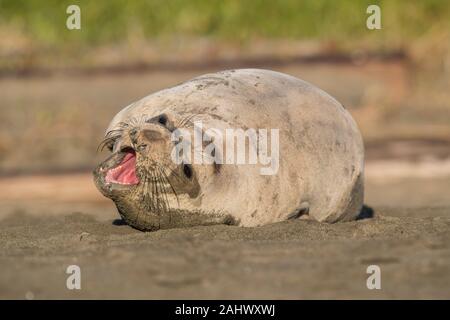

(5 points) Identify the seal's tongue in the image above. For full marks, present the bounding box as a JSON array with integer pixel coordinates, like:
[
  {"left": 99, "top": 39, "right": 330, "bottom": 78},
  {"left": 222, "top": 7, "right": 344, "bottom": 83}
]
[{"left": 105, "top": 151, "right": 139, "bottom": 185}]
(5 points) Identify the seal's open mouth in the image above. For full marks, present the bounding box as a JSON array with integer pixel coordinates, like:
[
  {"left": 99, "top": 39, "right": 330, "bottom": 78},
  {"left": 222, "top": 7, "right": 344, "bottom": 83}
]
[{"left": 105, "top": 150, "right": 139, "bottom": 185}]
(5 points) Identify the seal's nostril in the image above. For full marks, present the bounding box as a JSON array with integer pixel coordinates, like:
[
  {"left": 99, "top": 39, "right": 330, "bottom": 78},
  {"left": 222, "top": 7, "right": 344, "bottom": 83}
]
[
  {"left": 130, "top": 128, "right": 138, "bottom": 137},
  {"left": 137, "top": 144, "right": 147, "bottom": 152}
]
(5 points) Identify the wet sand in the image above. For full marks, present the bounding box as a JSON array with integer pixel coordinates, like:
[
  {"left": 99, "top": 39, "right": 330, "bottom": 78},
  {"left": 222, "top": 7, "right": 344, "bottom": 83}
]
[
  {"left": 1, "top": 167, "right": 450, "bottom": 299},
  {"left": 1, "top": 208, "right": 449, "bottom": 299}
]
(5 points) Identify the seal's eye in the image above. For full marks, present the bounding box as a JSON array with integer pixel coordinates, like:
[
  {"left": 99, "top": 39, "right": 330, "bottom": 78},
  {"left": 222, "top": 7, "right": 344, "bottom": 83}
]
[
  {"left": 183, "top": 164, "right": 193, "bottom": 179},
  {"left": 158, "top": 114, "right": 168, "bottom": 126},
  {"left": 146, "top": 114, "right": 175, "bottom": 131}
]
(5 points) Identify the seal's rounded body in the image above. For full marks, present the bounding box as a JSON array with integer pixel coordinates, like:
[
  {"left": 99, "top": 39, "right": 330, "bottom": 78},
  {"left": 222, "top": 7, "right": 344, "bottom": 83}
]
[{"left": 94, "top": 69, "right": 364, "bottom": 230}]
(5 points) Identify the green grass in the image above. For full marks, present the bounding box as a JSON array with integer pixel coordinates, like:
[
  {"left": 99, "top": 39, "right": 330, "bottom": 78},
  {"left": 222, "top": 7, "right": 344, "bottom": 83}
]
[{"left": 0, "top": 0, "right": 449, "bottom": 48}]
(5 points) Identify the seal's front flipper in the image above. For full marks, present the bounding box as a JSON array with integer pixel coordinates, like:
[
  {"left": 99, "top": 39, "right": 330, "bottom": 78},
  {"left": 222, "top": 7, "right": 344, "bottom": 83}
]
[{"left": 287, "top": 202, "right": 310, "bottom": 220}]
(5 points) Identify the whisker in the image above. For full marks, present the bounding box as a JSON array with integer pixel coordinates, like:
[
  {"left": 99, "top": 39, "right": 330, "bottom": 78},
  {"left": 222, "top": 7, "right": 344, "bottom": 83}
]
[
  {"left": 177, "top": 113, "right": 199, "bottom": 128},
  {"left": 96, "top": 135, "right": 120, "bottom": 152},
  {"left": 160, "top": 166, "right": 179, "bottom": 207},
  {"left": 157, "top": 167, "right": 173, "bottom": 210},
  {"left": 115, "top": 121, "right": 130, "bottom": 130},
  {"left": 151, "top": 168, "right": 163, "bottom": 213},
  {"left": 134, "top": 172, "right": 146, "bottom": 225},
  {"left": 166, "top": 167, "right": 184, "bottom": 182}
]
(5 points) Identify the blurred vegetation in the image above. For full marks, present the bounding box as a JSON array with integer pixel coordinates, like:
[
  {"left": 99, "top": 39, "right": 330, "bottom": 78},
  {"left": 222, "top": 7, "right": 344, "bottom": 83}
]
[
  {"left": 0, "top": 1, "right": 449, "bottom": 173},
  {"left": 0, "top": 0, "right": 448, "bottom": 47}
]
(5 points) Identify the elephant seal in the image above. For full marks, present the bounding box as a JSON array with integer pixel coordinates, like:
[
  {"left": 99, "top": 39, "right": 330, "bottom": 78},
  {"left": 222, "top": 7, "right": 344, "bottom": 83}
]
[{"left": 93, "top": 69, "right": 364, "bottom": 231}]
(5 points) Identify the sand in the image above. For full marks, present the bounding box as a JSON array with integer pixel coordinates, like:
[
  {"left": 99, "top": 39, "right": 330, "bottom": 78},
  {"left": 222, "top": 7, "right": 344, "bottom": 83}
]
[
  {"left": 1, "top": 201, "right": 449, "bottom": 299},
  {"left": 1, "top": 160, "right": 450, "bottom": 299}
]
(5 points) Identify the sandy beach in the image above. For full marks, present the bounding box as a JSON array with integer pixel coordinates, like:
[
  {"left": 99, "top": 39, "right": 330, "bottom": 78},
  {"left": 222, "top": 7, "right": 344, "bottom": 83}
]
[{"left": 1, "top": 160, "right": 449, "bottom": 299}]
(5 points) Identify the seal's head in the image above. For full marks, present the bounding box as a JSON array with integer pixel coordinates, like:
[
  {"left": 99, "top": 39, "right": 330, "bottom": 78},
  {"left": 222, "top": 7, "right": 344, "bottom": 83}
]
[{"left": 93, "top": 113, "right": 230, "bottom": 231}]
